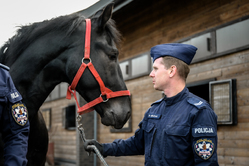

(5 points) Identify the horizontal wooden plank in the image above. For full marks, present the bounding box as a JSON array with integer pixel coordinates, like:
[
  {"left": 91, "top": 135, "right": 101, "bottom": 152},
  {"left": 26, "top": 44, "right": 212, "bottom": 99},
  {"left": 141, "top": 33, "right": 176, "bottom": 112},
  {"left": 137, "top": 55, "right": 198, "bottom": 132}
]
[
  {"left": 54, "top": 153, "right": 76, "bottom": 161},
  {"left": 218, "top": 116, "right": 249, "bottom": 131},
  {"left": 219, "top": 0, "right": 249, "bottom": 21},
  {"left": 237, "top": 88, "right": 249, "bottom": 106},
  {"left": 55, "top": 146, "right": 76, "bottom": 152},
  {"left": 218, "top": 148, "right": 249, "bottom": 157},
  {"left": 52, "top": 135, "right": 76, "bottom": 140},
  {"left": 186, "top": 69, "right": 222, "bottom": 84},
  {"left": 235, "top": 76, "right": 249, "bottom": 90},
  {"left": 189, "top": 51, "right": 249, "bottom": 75},
  {"left": 221, "top": 63, "right": 249, "bottom": 79},
  {"left": 237, "top": 105, "right": 249, "bottom": 123},
  {"left": 221, "top": 131, "right": 249, "bottom": 140},
  {"left": 105, "top": 156, "right": 145, "bottom": 166},
  {"left": 218, "top": 139, "right": 249, "bottom": 149},
  {"left": 218, "top": 155, "right": 249, "bottom": 165}
]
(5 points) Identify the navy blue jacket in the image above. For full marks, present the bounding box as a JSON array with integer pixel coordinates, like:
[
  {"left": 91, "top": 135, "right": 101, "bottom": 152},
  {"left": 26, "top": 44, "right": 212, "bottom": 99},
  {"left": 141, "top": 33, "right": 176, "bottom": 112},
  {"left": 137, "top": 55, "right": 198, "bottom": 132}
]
[
  {"left": 0, "top": 64, "right": 29, "bottom": 166},
  {"left": 103, "top": 87, "right": 218, "bottom": 166}
]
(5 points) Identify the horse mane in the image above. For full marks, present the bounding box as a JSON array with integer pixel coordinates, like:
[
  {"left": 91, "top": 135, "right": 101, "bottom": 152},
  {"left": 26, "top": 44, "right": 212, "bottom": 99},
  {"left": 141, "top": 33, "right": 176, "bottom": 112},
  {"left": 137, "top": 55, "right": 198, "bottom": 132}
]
[
  {"left": 103, "top": 18, "right": 122, "bottom": 48},
  {"left": 0, "top": 13, "right": 121, "bottom": 64}
]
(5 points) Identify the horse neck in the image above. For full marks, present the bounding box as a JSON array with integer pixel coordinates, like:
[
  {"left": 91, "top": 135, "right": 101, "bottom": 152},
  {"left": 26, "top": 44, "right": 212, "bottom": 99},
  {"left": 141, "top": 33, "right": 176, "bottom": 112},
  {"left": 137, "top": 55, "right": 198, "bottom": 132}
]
[{"left": 7, "top": 41, "right": 69, "bottom": 118}]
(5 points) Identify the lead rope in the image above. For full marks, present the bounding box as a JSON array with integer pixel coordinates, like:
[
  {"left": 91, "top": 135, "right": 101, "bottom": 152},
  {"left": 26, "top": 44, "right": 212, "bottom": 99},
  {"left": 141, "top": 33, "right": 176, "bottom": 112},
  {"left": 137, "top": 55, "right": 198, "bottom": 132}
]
[{"left": 76, "top": 115, "right": 109, "bottom": 166}]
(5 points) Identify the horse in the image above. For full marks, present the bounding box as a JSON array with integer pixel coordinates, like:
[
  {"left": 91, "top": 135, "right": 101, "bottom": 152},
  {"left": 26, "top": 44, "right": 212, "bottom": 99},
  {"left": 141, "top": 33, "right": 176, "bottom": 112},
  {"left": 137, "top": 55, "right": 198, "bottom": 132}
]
[{"left": 0, "top": 3, "right": 131, "bottom": 166}]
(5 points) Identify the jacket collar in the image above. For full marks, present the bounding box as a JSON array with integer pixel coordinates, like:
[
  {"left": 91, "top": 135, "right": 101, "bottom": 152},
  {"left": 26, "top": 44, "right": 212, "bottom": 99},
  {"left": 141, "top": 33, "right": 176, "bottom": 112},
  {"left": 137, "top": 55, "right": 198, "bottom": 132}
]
[{"left": 152, "top": 87, "right": 189, "bottom": 106}]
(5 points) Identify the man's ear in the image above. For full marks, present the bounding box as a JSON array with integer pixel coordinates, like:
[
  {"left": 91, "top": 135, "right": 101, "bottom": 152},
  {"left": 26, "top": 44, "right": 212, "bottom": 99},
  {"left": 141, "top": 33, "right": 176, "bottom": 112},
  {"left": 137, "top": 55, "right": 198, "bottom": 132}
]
[{"left": 169, "top": 65, "right": 177, "bottom": 78}]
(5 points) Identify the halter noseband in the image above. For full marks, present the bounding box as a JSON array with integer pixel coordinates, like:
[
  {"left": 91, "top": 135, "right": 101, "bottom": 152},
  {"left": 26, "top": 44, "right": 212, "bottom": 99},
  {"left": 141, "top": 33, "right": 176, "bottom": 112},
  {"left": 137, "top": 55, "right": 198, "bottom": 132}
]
[{"left": 66, "top": 19, "right": 130, "bottom": 115}]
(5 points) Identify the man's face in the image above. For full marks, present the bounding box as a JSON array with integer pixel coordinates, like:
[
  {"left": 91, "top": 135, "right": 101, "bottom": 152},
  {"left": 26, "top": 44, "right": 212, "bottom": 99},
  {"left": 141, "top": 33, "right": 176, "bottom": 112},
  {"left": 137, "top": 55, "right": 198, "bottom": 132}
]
[{"left": 149, "top": 57, "right": 170, "bottom": 91}]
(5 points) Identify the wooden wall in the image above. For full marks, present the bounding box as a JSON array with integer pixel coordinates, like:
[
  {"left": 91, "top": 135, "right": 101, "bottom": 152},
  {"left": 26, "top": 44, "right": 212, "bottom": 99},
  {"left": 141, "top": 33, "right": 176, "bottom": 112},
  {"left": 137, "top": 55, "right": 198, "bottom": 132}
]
[
  {"left": 40, "top": 97, "right": 77, "bottom": 165},
  {"left": 97, "top": 0, "right": 249, "bottom": 165}
]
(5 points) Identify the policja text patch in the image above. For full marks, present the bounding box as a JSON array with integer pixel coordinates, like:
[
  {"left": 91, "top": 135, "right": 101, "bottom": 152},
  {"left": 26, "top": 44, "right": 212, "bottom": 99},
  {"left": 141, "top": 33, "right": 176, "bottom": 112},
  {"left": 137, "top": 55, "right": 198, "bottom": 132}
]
[
  {"left": 12, "top": 103, "right": 28, "bottom": 126},
  {"left": 194, "top": 127, "right": 214, "bottom": 134}
]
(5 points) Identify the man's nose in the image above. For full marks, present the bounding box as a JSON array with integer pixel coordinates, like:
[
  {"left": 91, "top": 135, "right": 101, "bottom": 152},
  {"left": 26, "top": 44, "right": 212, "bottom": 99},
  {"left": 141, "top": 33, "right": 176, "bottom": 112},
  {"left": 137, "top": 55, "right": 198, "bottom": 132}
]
[{"left": 149, "top": 71, "right": 154, "bottom": 77}]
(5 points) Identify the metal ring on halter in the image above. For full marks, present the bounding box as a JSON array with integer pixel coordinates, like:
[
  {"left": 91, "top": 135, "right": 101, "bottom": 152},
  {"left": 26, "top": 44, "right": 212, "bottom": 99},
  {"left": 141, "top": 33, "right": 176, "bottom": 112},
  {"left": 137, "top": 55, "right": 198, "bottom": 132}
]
[
  {"left": 76, "top": 115, "right": 82, "bottom": 122},
  {"left": 100, "top": 94, "right": 109, "bottom": 102},
  {"left": 82, "top": 57, "right": 92, "bottom": 64}
]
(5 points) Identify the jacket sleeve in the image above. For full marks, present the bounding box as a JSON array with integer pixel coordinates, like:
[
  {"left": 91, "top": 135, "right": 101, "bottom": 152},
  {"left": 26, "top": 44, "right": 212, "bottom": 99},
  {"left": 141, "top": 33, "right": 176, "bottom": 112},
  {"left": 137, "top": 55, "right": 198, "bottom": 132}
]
[
  {"left": 103, "top": 122, "right": 145, "bottom": 157},
  {"left": 1, "top": 70, "right": 29, "bottom": 166},
  {"left": 189, "top": 98, "right": 219, "bottom": 166}
]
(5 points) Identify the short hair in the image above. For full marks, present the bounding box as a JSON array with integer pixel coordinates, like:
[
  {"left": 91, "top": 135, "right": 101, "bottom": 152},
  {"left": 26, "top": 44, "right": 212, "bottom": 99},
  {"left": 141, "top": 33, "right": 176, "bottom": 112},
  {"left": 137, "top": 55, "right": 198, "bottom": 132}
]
[{"left": 161, "top": 56, "right": 190, "bottom": 81}]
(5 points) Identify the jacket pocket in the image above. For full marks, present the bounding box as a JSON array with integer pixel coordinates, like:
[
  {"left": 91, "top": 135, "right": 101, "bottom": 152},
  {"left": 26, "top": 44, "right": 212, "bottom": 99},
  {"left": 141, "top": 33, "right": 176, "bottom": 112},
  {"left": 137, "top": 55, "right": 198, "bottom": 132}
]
[
  {"left": 141, "top": 121, "right": 156, "bottom": 157},
  {"left": 163, "top": 125, "right": 191, "bottom": 160}
]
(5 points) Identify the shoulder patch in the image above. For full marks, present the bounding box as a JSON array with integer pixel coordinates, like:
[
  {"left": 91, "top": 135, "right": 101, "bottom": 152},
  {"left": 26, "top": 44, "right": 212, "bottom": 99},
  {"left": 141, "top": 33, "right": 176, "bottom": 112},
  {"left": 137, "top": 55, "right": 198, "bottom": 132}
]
[
  {"left": 187, "top": 97, "right": 206, "bottom": 109},
  {"left": 11, "top": 103, "right": 28, "bottom": 126},
  {"left": 0, "top": 63, "right": 10, "bottom": 71},
  {"left": 194, "top": 138, "right": 215, "bottom": 160},
  {"left": 8, "top": 90, "right": 22, "bottom": 103}
]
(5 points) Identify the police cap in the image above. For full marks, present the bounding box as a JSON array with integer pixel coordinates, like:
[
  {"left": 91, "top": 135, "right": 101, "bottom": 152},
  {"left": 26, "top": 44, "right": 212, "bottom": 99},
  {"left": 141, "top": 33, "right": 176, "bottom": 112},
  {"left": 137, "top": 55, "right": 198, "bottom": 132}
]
[{"left": 150, "top": 43, "right": 197, "bottom": 65}]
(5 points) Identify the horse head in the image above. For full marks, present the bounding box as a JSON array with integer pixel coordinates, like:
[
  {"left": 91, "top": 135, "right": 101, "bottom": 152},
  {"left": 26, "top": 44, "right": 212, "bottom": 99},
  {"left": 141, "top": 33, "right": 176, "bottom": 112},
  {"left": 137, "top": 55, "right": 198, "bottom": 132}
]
[{"left": 64, "top": 3, "right": 131, "bottom": 129}]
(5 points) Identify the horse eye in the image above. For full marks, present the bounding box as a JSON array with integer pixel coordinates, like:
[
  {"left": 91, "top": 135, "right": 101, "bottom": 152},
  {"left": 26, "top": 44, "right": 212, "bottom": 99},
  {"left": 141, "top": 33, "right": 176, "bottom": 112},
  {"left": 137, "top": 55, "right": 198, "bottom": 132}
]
[
  {"left": 108, "top": 55, "right": 117, "bottom": 61},
  {"left": 108, "top": 51, "right": 118, "bottom": 61}
]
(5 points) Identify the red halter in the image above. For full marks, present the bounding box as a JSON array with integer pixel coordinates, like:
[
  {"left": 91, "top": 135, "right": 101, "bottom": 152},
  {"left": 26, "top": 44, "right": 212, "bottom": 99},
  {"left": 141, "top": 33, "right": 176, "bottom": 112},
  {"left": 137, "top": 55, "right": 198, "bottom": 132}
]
[{"left": 66, "top": 19, "right": 130, "bottom": 115}]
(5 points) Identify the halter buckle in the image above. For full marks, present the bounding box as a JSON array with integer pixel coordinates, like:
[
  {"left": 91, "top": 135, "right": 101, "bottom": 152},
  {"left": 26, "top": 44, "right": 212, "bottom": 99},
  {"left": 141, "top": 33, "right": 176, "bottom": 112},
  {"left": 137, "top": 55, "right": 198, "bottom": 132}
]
[{"left": 100, "top": 94, "right": 109, "bottom": 102}]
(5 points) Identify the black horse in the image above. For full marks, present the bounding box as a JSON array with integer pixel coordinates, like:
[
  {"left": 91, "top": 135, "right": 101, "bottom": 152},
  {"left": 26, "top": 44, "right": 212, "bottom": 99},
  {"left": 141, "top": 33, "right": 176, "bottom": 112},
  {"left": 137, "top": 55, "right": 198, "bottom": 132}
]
[{"left": 0, "top": 3, "right": 131, "bottom": 166}]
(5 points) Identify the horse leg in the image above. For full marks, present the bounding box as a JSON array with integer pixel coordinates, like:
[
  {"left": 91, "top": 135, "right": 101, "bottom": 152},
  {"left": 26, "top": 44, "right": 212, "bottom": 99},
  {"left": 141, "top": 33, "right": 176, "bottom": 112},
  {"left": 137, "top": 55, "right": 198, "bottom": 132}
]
[
  {"left": 27, "top": 110, "right": 48, "bottom": 166},
  {"left": 0, "top": 134, "right": 4, "bottom": 166}
]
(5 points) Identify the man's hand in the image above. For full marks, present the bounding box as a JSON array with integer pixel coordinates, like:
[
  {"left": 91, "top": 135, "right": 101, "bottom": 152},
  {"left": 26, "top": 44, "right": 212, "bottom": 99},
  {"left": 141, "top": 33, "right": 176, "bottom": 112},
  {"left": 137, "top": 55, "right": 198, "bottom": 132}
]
[{"left": 84, "top": 139, "right": 104, "bottom": 155}]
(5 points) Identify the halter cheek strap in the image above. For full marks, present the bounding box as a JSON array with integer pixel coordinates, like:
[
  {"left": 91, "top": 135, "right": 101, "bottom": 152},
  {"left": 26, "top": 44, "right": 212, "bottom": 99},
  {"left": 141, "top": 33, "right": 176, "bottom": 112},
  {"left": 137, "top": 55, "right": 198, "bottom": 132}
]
[{"left": 66, "top": 19, "right": 130, "bottom": 115}]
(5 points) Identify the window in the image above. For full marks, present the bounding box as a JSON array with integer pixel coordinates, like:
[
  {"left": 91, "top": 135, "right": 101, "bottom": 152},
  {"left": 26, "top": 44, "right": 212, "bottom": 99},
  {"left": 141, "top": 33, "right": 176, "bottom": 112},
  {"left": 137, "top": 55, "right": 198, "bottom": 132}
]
[
  {"left": 120, "top": 61, "right": 129, "bottom": 80},
  {"left": 63, "top": 104, "right": 76, "bottom": 130},
  {"left": 131, "top": 54, "right": 150, "bottom": 77},
  {"left": 187, "top": 79, "right": 237, "bottom": 125},
  {"left": 178, "top": 16, "right": 249, "bottom": 63},
  {"left": 209, "top": 79, "right": 237, "bottom": 125},
  {"left": 46, "top": 83, "right": 69, "bottom": 102},
  {"left": 119, "top": 52, "right": 151, "bottom": 80},
  {"left": 183, "top": 32, "right": 214, "bottom": 62},
  {"left": 216, "top": 19, "right": 249, "bottom": 53},
  {"left": 187, "top": 79, "right": 214, "bottom": 103}
]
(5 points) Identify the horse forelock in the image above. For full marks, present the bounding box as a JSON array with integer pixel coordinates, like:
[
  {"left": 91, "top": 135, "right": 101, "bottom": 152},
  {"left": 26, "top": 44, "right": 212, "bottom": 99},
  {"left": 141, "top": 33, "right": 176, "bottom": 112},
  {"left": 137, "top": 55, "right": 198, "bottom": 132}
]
[{"left": 105, "top": 19, "right": 122, "bottom": 48}]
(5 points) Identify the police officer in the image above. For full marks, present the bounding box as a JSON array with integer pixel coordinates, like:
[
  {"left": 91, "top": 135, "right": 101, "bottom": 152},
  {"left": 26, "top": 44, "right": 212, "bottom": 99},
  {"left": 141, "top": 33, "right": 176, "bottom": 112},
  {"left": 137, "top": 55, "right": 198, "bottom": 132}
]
[
  {"left": 84, "top": 43, "right": 219, "bottom": 166},
  {"left": 0, "top": 63, "right": 29, "bottom": 166}
]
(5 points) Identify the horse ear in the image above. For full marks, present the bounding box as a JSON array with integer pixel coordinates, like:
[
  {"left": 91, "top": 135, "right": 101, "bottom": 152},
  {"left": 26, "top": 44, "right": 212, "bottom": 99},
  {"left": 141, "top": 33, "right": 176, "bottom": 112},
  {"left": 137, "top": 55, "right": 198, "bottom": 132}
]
[
  {"left": 97, "top": 3, "right": 114, "bottom": 28},
  {"left": 93, "top": 9, "right": 103, "bottom": 18}
]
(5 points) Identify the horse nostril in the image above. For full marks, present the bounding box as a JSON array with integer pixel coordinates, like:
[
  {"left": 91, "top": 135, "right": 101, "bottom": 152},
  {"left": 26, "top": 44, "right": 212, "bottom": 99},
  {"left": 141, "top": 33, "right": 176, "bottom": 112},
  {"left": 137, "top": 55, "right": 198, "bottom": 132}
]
[{"left": 126, "top": 111, "right": 131, "bottom": 121}]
